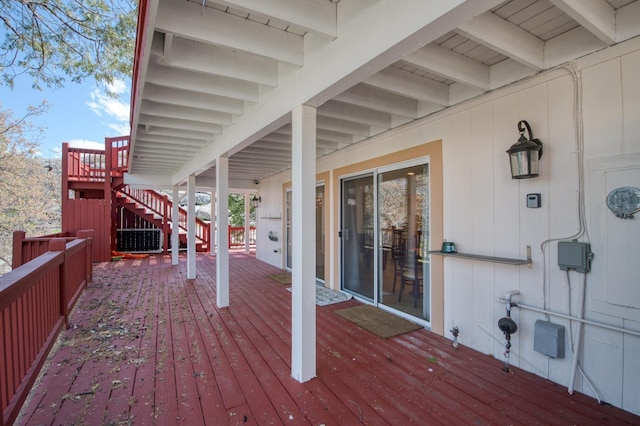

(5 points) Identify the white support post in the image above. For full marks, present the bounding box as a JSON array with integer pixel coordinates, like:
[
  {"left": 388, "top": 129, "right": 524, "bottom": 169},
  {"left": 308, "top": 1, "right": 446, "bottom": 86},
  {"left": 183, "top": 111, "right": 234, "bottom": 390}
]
[
  {"left": 291, "top": 104, "right": 316, "bottom": 382},
  {"left": 172, "top": 186, "right": 180, "bottom": 265},
  {"left": 244, "top": 193, "right": 250, "bottom": 254},
  {"left": 216, "top": 156, "right": 230, "bottom": 307},
  {"left": 210, "top": 189, "right": 216, "bottom": 256},
  {"left": 187, "top": 175, "right": 197, "bottom": 279}
]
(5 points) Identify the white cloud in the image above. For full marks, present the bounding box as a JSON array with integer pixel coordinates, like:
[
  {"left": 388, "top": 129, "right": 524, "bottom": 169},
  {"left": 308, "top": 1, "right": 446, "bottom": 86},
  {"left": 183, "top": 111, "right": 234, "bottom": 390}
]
[
  {"left": 87, "top": 79, "right": 130, "bottom": 136},
  {"left": 68, "top": 139, "right": 106, "bottom": 151}
]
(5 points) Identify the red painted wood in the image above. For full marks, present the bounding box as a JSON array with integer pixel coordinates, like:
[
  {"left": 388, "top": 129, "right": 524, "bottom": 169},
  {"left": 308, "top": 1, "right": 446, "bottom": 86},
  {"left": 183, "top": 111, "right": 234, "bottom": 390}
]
[{"left": 14, "top": 253, "right": 640, "bottom": 426}]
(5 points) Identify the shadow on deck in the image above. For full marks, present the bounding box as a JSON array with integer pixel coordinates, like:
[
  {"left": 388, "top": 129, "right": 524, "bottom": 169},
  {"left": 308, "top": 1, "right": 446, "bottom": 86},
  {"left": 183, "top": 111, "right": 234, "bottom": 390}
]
[{"left": 16, "top": 252, "right": 640, "bottom": 425}]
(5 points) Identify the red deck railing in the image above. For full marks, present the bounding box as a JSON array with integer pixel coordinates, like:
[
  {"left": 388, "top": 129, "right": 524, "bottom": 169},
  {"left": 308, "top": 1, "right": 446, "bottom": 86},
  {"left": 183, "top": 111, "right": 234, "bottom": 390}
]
[
  {"left": 118, "top": 187, "right": 211, "bottom": 249},
  {"left": 65, "top": 137, "right": 130, "bottom": 183},
  {"left": 1, "top": 231, "right": 94, "bottom": 426},
  {"left": 229, "top": 226, "right": 257, "bottom": 247}
]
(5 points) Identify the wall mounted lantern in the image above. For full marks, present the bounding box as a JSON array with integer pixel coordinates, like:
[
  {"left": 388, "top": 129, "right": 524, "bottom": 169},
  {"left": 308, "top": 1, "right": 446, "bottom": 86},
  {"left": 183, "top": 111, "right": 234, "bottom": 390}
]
[
  {"left": 250, "top": 194, "right": 261, "bottom": 208},
  {"left": 507, "top": 120, "right": 543, "bottom": 179}
]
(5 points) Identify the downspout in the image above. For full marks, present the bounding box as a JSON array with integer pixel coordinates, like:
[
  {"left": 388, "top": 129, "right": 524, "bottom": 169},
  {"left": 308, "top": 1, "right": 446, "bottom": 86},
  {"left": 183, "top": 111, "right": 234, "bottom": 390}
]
[{"left": 567, "top": 273, "right": 585, "bottom": 395}]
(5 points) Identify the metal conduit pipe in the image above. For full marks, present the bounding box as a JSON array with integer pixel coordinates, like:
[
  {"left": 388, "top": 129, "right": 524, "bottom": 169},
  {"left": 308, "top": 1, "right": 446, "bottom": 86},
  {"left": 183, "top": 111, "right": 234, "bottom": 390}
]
[{"left": 512, "top": 302, "right": 640, "bottom": 339}]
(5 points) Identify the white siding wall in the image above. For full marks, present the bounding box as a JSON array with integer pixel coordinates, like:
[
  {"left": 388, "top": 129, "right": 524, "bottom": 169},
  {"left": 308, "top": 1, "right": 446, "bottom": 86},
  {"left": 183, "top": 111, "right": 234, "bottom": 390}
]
[{"left": 256, "top": 37, "right": 640, "bottom": 414}]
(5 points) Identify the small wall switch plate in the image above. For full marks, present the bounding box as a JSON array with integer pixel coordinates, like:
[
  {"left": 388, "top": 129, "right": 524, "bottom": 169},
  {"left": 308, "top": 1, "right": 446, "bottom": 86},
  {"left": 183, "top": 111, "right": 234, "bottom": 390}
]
[{"left": 527, "top": 193, "right": 541, "bottom": 208}]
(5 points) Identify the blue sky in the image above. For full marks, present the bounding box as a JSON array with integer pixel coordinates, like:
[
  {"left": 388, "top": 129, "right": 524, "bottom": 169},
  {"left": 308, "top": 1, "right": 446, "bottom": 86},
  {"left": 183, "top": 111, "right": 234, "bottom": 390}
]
[{"left": 1, "top": 77, "right": 131, "bottom": 158}]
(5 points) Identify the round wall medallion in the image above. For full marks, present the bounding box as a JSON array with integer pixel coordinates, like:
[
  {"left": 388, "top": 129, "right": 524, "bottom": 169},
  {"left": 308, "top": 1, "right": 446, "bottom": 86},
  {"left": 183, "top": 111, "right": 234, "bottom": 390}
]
[{"left": 606, "top": 186, "right": 640, "bottom": 219}]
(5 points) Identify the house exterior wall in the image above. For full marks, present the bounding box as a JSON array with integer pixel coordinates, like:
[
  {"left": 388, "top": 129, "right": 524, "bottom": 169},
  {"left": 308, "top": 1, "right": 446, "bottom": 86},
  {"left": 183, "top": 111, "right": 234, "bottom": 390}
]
[{"left": 255, "top": 37, "right": 640, "bottom": 414}]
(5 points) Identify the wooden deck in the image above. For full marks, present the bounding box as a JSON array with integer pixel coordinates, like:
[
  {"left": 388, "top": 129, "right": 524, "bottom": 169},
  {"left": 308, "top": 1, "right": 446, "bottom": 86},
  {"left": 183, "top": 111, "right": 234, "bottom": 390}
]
[{"left": 16, "top": 252, "right": 640, "bottom": 425}]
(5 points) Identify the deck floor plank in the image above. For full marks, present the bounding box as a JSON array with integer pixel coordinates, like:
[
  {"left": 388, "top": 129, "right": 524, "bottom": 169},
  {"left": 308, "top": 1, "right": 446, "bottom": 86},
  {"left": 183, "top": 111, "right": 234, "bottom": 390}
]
[{"left": 15, "top": 252, "right": 640, "bottom": 426}]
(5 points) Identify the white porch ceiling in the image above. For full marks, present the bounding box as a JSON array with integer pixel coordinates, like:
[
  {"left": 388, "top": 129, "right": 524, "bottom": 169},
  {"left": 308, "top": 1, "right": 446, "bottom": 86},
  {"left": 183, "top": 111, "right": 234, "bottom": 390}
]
[{"left": 128, "top": 0, "right": 640, "bottom": 187}]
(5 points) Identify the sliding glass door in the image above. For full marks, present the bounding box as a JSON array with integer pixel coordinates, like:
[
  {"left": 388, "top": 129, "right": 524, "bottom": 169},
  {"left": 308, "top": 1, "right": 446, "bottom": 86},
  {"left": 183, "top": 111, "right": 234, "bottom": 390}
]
[
  {"left": 340, "top": 160, "right": 430, "bottom": 323},
  {"left": 340, "top": 174, "right": 375, "bottom": 300},
  {"left": 378, "top": 163, "right": 430, "bottom": 322}
]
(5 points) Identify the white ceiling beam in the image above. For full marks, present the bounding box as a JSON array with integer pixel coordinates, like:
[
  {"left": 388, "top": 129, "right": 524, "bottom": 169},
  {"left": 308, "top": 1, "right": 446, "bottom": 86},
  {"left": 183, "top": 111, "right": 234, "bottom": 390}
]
[
  {"left": 138, "top": 114, "right": 222, "bottom": 135},
  {"left": 365, "top": 67, "right": 450, "bottom": 106},
  {"left": 216, "top": 0, "right": 337, "bottom": 39},
  {"left": 250, "top": 141, "right": 292, "bottom": 152},
  {"left": 457, "top": 12, "right": 544, "bottom": 70},
  {"left": 334, "top": 84, "right": 418, "bottom": 119},
  {"left": 549, "top": 0, "right": 615, "bottom": 45},
  {"left": 136, "top": 136, "right": 205, "bottom": 151},
  {"left": 142, "top": 84, "right": 245, "bottom": 115},
  {"left": 140, "top": 125, "right": 218, "bottom": 141},
  {"left": 316, "top": 116, "right": 370, "bottom": 137},
  {"left": 135, "top": 141, "right": 204, "bottom": 151},
  {"left": 124, "top": 173, "right": 175, "bottom": 187},
  {"left": 316, "top": 129, "right": 354, "bottom": 145},
  {"left": 156, "top": 0, "right": 303, "bottom": 65},
  {"left": 405, "top": 44, "right": 490, "bottom": 90},
  {"left": 236, "top": 149, "right": 291, "bottom": 160},
  {"left": 159, "top": 36, "right": 279, "bottom": 86},
  {"left": 617, "top": 1, "right": 640, "bottom": 42},
  {"left": 318, "top": 100, "right": 391, "bottom": 129},
  {"left": 164, "top": 33, "right": 175, "bottom": 59},
  {"left": 146, "top": 61, "right": 259, "bottom": 102},
  {"left": 140, "top": 100, "right": 233, "bottom": 126},
  {"left": 133, "top": 151, "right": 194, "bottom": 160}
]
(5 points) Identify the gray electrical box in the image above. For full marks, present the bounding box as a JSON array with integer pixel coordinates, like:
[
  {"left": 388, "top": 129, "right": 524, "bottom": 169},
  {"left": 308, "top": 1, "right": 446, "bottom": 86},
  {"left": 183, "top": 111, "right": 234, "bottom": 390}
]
[
  {"left": 534, "top": 320, "right": 565, "bottom": 358},
  {"left": 558, "top": 240, "right": 592, "bottom": 273}
]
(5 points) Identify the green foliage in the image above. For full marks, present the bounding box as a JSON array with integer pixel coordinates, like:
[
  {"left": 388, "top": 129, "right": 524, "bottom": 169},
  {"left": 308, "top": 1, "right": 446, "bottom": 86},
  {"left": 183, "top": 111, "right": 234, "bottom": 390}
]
[
  {"left": 228, "top": 193, "right": 255, "bottom": 227},
  {"left": 0, "top": 103, "right": 61, "bottom": 273},
  {"left": 0, "top": 0, "right": 137, "bottom": 90}
]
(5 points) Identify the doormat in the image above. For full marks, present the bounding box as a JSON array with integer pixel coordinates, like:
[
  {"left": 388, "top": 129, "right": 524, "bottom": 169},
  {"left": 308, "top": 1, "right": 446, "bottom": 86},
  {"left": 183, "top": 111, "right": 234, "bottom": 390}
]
[
  {"left": 267, "top": 273, "right": 291, "bottom": 285},
  {"left": 285, "top": 284, "right": 353, "bottom": 306},
  {"left": 335, "top": 305, "right": 422, "bottom": 339}
]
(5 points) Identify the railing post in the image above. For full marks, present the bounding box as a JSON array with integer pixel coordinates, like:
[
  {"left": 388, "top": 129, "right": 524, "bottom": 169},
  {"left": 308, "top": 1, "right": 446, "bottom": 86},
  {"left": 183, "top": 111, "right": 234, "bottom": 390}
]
[
  {"left": 77, "top": 230, "right": 91, "bottom": 286},
  {"left": 86, "top": 230, "right": 94, "bottom": 283},
  {"left": 163, "top": 195, "right": 169, "bottom": 254},
  {"left": 49, "top": 238, "right": 68, "bottom": 329},
  {"left": 12, "top": 230, "right": 26, "bottom": 269}
]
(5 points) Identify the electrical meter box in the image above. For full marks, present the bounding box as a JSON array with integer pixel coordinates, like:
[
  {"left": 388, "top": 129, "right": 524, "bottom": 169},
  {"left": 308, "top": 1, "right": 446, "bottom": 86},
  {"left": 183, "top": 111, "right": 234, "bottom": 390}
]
[{"left": 558, "top": 241, "right": 592, "bottom": 273}]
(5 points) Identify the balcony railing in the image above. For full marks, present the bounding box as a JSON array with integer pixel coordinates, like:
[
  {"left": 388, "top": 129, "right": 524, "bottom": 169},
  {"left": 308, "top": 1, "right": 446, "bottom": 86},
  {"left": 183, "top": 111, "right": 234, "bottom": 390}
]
[{"left": 1, "top": 231, "right": 94, "bottom": 426}]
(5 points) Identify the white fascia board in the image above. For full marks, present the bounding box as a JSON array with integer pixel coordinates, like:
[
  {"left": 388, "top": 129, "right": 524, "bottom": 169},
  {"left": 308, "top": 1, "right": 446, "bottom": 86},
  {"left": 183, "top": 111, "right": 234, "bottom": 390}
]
[
  {"left": 142, "top": 84, "right": 245, "bottom": 115},
  {"left": 405, "top": 44, "right": 490, "bottom": 90},
  {"left": 130, "top": 0, "right": 161, "bottom": 162},
  {"left": 138, "top": 114, "right": 223, "bottom": 134},
  {"left": 140, "top": 100, "right": 233, "bottom": 125},
  {"left": 218, "top": 0, "right": 336, "bottom": 39},
  {"left": 457, "top": 12, "right": 544, "bottom": 70},
  {"left": 365, "top": 67, "right": 450, "bottom": 105},
  {"left": 156, "top": 0, "right": 303, "bottom": 66},
  {"left": 146, "top": 60, "right": 259, "bottom": 102},
  {"left": 172, "top": 0, "right": 505, "bottom": 183},
  {"left": 549, "top": 0, "right": 615, "bottom": 45},
  {"left": 166, "top": 37, "right": 278, "bottom": 86}
]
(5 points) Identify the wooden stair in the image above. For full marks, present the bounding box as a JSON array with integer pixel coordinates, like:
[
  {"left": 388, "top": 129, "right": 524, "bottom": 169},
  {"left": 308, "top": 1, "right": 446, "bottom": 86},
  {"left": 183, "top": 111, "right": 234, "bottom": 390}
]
[{"left": 116, "top": 192, "right": 208, "bottom": 252}]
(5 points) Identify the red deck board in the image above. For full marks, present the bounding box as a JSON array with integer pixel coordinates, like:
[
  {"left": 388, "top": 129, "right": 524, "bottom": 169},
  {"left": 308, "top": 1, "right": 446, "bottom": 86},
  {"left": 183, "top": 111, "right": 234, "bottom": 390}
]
[{"left": 14, "top": 251, "right": 640, "bottom": 426}]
